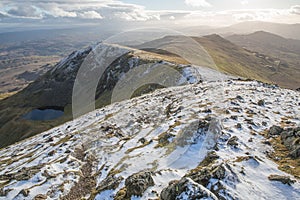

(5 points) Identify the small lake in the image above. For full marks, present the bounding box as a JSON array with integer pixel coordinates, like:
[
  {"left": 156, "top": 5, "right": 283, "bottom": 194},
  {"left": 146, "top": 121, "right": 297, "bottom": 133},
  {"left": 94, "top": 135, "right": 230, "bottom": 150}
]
[{"left": 23, "top": 107, "right": 64, "bottom": 121}]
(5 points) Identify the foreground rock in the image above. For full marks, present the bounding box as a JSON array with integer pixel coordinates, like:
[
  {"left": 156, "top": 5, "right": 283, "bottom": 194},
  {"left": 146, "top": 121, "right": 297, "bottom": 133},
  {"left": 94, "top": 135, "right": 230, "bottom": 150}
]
[
  {"left": 160, "top": 178, "right": 218, "bottom": 200},
  {"left": 280, "top": 127, "right": 300, "bottom": 158},
  {"left": 268, "top": 174, "right": 296, "bottom": 185},
  {"left": 124, "top": 171, "right": 154, "bottom": 198}
]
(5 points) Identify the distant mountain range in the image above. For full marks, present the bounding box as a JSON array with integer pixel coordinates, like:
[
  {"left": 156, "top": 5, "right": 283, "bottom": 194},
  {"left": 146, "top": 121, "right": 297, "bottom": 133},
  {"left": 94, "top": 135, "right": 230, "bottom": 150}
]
[
  {"left": 226, "top": 21, "right": 300, "bottom": 40},
  {"left": 183, "top": 21, "right": 300, "bottom": 40}
]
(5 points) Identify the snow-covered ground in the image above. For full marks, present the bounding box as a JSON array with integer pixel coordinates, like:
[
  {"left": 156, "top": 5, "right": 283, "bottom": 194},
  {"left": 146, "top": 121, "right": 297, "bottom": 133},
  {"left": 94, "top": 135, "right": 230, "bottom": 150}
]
[{"left": 0, "top": 80, "right": 299, "bottom": 200}]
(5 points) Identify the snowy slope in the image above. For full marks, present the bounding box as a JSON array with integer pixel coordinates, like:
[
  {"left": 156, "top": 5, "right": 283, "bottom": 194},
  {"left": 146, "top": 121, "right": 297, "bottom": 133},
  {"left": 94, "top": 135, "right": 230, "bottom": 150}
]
[{"left": 0, "top": 80, "right": 299, "bottom": 200}]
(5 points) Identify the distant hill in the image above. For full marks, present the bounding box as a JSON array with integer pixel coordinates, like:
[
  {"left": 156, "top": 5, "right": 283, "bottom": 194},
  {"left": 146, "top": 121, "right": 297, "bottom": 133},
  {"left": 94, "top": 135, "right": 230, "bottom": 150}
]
[
  {"left": 226, "top": 31, "right": 300, "bottom": 58},
  {"left": 138, "top": 34, "right": 299, "bottom": 89},
  {"left": 226, "top": 31, "right": 300, "bottom": 89},
  {"left": 183, "top": 21, "right": 300, "bottom": 40},
  {"left": 225, "top": 21, "right": 300, "bottom": 40},
  {"left": 227, "top": 31, "right": 300, "bottom": 54}
]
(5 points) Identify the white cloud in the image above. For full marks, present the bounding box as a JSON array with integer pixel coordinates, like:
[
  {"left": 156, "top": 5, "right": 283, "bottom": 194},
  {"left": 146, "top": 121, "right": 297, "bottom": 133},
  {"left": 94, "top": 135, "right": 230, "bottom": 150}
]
[
  {"left": 0, "top": 1, "right": 299, "bottom": 26},
  {"left": 184, "top": 0, "right": 211, "bottom": 8},
  {"left": 79, "top": 11, "right": 103, "bottom": 19},
  {"left": 47, "top": 6, "right": 77, "bottom": 18},
  {"left": 0, "top": 0, "right": 159, "bottom": 21},
  {"left": 6, "top": 4, "right": 43, "bottom": 19},
  {"left": 290, "top": 5, "right": 300, "bottom": 15}
]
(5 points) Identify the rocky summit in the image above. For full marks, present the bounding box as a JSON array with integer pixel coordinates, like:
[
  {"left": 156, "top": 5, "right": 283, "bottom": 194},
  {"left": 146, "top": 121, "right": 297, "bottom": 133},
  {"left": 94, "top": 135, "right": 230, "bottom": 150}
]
[{"left": 0, "top": 79, "right": 299, "bottom": 200}]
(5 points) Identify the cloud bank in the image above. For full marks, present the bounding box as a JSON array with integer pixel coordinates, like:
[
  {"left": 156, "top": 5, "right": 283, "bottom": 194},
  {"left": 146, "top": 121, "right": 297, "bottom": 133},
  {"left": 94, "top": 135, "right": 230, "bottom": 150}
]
[{"left": 0, "top": 1, "right": 299, "bottom": 27}]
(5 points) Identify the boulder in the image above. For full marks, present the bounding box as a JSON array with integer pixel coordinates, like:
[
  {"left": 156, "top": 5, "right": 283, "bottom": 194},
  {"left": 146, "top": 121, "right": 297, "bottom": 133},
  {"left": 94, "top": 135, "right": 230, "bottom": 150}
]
[
  {"left": 268, "top": 174, "right": 296, "bottom": 185},
  {"left": 268, "top": 125, "right": 283, "bottom": 137},
  {"left": 187, "top": 164, "right": 226, "bottom": 187},
  {"left": 160, "top": 178, "right": 218, "bottom": 200},
  {"left": 124, "top": 171, "right": 154, "bottom": 198},
  {"left": 280, "top": 127, "right": 300, "bottom": 158}
]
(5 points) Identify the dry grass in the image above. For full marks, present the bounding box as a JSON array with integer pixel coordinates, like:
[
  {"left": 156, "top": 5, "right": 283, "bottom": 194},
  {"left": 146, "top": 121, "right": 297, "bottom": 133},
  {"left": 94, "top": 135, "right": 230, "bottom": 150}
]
[
  {"left": 0, "top": 92, "right": 17, "bottom": 100},
  {"left": 269, "top": 136, "right": 300, "bottom": 179}
]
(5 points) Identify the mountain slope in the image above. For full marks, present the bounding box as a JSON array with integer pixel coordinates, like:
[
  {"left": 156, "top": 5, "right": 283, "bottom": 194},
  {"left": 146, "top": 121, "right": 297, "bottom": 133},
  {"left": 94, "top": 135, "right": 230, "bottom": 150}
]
[
  {"left": 0, "top": 80, "right": 299, "bottom": 199},
  {"left": 226, "top": 31, "right": 300, "bottom": 56},
  {"left": 0, "top": 42, "right": 214, "bottom": 148},
  {"left": 226, "top": 31, "right": 300, "bottom": 89},
  {"left": 138, "top": 34, "right": 296, "bottom": 88}
]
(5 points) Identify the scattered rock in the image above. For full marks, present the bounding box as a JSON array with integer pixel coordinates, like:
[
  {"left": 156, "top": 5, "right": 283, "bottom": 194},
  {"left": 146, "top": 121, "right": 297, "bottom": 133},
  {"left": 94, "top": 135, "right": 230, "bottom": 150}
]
[
  {"left": 230, "top": 115, "right": 238, "bottom": 120},
  {"left": 114, "top": 188, "right": 127, "bottom": 200},
  {"left": 262, "top": 121, "right": 268, "bottom": 126},
  {"left": 268, "top": 125, "right": 283, "bottom": 138},
  {"left": 46, "top": 137, "right": 54, "bottom": 143},
  {"left": 262, "top": 140, "right": 271, "bottom": 146},
  {"left": 244, "top": 118, "right": 257, "bottom": 127},
  {"left": 124, "top": 171, "right": 154, "bottom": 198},
  {"left": 160, "top": 178, "right": 218, "bottom": 200},
  {"left": 258, "top": 99, "right": 265, "bottom": 106},
  {"left": 203, "top": 109, "right": 212, "bottom": 113},
  {"left": 0, "top": 188, "right": 12, "bottom": 197},
  {"left": 156, "top": 132, "right": 175, "bottom": 148},
  {"left": 20, "top": 189, "right": 30, "bottom": 197},
  {"left": 236, "top": 95, "right": 244, "bottom": 101},
  {"left": 48, "top": 150, "right": 56, "bottom": 156},
  {"left": 198, "top": 120, "right": 210, "bottom": 129},
  {"left": 42, "top": 170, "right": 56, "bottom": 179},
  {"left": 227, "top": 136, "right": 238, "bottom": 147},
  {"left": 268, "top": 174, "right": 296, "bottom": 185},
  {"left": 34, "top": 194, "right": 47, "bottom": 200},
  {"left": 236, "top": 123, "right": 242, "bottom": 129},
  {"left": 138, "top": 137, "right": 146, "bottom": 144}
]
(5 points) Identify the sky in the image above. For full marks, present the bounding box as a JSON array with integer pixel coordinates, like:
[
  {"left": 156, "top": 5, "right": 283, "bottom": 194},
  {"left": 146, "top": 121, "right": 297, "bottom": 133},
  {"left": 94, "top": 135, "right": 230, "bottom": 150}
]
[{"left": 0, "top": 0, "right": 299, "bottom": 31}]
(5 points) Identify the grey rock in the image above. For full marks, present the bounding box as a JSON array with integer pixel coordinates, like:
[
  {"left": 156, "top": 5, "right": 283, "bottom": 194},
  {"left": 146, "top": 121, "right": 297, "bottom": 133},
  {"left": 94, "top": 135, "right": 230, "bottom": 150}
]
[
  {"left": 268, "top": 125, "right": 283, "bottom": 137},
  {"left": 125, "top": 171, "right": 154, "bottom": 198},
  {"left": 268, "top": 174, "right": 296, "bottom": 185},
  {"left": 160, "top": 178, "right": 218, "bottom": 200},
  {"left": 280, "top": 127, "right": 300, "bottom": 158},
  {"left": 34, "top": 194, "right": 47, "bottom": 200},
  {"left": 258, "top": 99, "right": 265, "bottom": 106},
  {"left": 227, "top": 136, "right": 239, "bottom": 147},
  {"left": 20, "top": 189, "right": 30, "bottom": 197}
]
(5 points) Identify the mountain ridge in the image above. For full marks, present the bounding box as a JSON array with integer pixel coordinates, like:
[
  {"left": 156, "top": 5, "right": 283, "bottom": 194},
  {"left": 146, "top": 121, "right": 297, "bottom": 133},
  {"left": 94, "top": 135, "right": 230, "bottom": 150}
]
[{"left": 0, "top": 80, "right": 299, "bottom": 199}]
